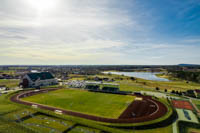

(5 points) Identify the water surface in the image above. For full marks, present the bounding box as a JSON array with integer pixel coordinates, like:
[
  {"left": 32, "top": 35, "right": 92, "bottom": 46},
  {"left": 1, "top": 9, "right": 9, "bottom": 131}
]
[{"left": 103, "top": 71, "right": 169, "bottom": 81}]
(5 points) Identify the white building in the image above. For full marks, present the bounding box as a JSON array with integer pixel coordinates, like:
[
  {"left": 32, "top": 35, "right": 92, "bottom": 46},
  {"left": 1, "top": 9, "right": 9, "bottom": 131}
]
[{"left": 20, "top": 72, "right": 58, "bottom": 88}]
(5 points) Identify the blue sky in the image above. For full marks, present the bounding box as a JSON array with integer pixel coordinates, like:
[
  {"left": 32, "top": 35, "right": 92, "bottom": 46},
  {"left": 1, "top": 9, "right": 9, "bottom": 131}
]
[{"left": 0, "top": 0, "right": 200, "bottom": 65}]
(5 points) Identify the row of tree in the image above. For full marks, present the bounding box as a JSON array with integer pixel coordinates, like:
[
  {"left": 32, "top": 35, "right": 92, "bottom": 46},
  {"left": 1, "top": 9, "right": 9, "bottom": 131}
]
[{"left": 170, "top": 71, "right": 200, "bottom": 83}]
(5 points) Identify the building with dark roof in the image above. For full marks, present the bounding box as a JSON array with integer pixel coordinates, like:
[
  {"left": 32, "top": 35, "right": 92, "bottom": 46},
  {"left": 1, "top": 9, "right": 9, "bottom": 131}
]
[{"left": 20, "top": 72, "right": 58, "bottom": 88}]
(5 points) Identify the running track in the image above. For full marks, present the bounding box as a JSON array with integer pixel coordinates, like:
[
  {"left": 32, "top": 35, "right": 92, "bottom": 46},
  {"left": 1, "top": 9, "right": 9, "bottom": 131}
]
[{"left": 10, "top": 88, "right": 168, "bottom": 124}]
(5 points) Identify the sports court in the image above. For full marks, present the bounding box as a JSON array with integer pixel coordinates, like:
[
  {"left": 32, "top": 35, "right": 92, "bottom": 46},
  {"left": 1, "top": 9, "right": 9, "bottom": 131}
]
[{"left": 172, "top": 100, "right": 194, "bottom": 110}]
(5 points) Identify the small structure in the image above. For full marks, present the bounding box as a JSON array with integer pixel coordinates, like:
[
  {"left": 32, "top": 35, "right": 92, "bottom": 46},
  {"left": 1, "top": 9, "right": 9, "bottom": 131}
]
[
  {"left": 85, "top": 82, "right": 100, "bottom": 90},
  {"left": 67, "top": 80, "right": 119, "bottom": 92},
  {"left": 20, "top": 72, "right": 58, "bottom": 88},
  {"left": 101, "top": 83, "right": 119, "bottom": 92}
]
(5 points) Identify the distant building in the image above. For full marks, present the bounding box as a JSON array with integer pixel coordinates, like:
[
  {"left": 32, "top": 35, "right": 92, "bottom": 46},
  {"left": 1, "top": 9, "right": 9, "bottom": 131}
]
[
  {"left": 101, "top": 83, "right": 119, "bottom": 92},
  {"left": 85, "top": 81, "right": 101, "bottom": 90},
  {"left": 67, "top": 80, "right": 86, "bottom": 88},
  {"left": 67, "top": 80, "right": 119, "bottom": 92},
  {"left": 20, "top": 72, "right": 58, "bottom": 88}
]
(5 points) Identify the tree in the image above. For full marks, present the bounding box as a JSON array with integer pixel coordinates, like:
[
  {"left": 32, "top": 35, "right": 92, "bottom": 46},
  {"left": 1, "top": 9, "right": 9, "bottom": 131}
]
[
  {"left": 156, "top": 87, "right": 160, "bottom": 91},
  {"left": 130, "top": 77, "right": 135, "bottom": 81},
  {"left": 197, "top": 75, "right": 200, "bottom": 83}
]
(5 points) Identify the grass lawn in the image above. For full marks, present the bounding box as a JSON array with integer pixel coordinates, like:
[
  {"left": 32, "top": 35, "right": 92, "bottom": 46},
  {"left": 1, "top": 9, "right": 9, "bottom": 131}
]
[
  {"left": 197, "top": 105, "right": 200, "bottom": 110},
  {"left": 187, "top": 128, "right": 200, "bottom": 133},
  {"left": 0, "top": 119, "right": 35, "bottom": 133},
  {"left": 119, "top": 81, "right": 154, "bottom": 92},
  {"left": 192, "top": 99, "right": 200, "bottom": 110},
  {"left": 69, "top": 125, "right": 101, "bottom": 133},
  {"left": 0, "top": 79, "right": 19, "bottom": 88},
  {"left": 68, "top": 73, "right": 200, "bottom": 92},
  {"left": 4, "top": 109, "right": 37, "bottom": 120},
  {"left": 98, "top": 73, "right": 200, "bottom": 92},
  {"left": 0, "top": 92, "right": 36, "bottom": 133},
  {"left": 129, "top": 77, "right": 200, "bottom": 92},
  {"left": 22, "top": 115, "right": 74, "bottom": 132},
  {"left": 132, "top": 125, "right": 172, "bottom": 133},
  {"left": 22, "top": 89, "right": 134, "bottom": 118},
  {"left": 123, "top": 75, "right": 200, "bottom": 91},
  {"left": 0, "top": 91, "right": 123, "bottom": 133},
  {"left": 0, "top": 92, "right": 20, "bottom": 115},
  {"left": 0, "top": 70, "right": 16, "bottom": 75}
]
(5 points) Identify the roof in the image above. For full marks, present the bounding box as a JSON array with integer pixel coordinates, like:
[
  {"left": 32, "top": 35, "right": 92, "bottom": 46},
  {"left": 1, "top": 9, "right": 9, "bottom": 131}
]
[
  {"left": 27, "top": 72, "right": 54, "bottom": 82},
  {"left": 85, "top": 81, "right": 101, "bottom": 85},
  {"left": 102, "top": 83, "right": 119, "bottom": 86}
]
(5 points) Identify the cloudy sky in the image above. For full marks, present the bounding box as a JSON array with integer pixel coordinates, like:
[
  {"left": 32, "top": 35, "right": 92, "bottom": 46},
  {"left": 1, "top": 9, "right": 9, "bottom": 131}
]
[{"left": 0, "top": 0, "right": 200, "bottom": 65}]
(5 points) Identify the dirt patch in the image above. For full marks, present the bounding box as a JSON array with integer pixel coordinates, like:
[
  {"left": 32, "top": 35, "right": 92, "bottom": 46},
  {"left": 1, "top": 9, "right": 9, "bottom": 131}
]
[{"left": 119, "top": 97, "right": 157, "bottom": 119}]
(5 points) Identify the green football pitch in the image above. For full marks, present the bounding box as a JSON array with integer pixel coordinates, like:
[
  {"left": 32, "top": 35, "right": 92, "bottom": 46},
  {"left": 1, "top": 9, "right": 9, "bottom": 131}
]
[{"left": 22, "top": 89, "right": 135, "bottom": 118}]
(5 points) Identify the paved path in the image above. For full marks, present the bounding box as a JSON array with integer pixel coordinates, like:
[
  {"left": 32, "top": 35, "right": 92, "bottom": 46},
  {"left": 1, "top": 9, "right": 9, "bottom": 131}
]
[
  {"left": 189, "top": 98, "right": 200, "bottom": 116},
  {"left": 172, "top": 121, "right": 178, "bottom": 133}
]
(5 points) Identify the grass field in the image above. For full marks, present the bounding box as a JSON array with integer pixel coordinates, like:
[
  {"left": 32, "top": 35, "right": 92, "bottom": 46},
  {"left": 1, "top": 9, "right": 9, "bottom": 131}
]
[
  {"left": 22, "top": 89, "right": 135, "bottom": 118},
  {"left": 0, "top": 70, "right": 16, "bottom": 75},
  {"left": 0, "top": 92, "right": 20, "bottom": 115},
  {"left": 0, "top": 73, "right": 193, "bottom": 132},
  {"left": 99, "top": 73, "right": 200, "bottom": 92},
  {"left": 68, "top": 126, "right": 101, "bottom": 133},
  {"left": 0, "top": 92, "right": 33, "bottom": 133},
  {"left": 132, "top": 125, "right": 172, "bottom": 133},
  {"left": 4, "top": 109, "right": 37, "bottom": 120},
  {"left": 67, "top": 73, "right": 200, "bottom": 92},
  {"left": 192, "top": 99, "right": 200, "bottom": 110},
  {"left": 187, "top": 128, "right": 200, "bottom": 133},
  {"left": 0, "top": 92, "right": 125, "bottom": 133},
  {"left": 0, "top": 118, "right": 35, "bottom": 133},
  {"left": 0, "top": 79, "right": 19, "bottom": 88},
  {"left": 126, "top": 77, "right": 200, "bottom": 92},
  {"left": 22, "top": 115, "right": 74, "bottom": 132}
]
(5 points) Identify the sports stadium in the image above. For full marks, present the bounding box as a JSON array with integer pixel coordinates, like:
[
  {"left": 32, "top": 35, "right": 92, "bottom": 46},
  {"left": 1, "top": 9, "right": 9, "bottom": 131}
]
[{"left": 10, "top": 87, "right": 174, "bottom": 128}]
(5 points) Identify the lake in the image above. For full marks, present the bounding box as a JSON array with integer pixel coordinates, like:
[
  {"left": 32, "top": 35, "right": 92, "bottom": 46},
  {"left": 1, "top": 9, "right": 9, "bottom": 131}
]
[{"left": 103, "top": 71, "right": 170, "bottom": 81}]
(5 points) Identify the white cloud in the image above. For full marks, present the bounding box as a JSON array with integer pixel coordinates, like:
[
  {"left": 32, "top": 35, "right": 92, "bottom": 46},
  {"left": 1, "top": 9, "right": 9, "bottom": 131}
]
[
  {"left": 0, "top": 0, "right": 200, "bottom": 65},
  {"left": 0, "top": 0, "right": 137, "bottom": 65},
  {"left": 182, "top": 38, "right": 200, "bottom": 43}
]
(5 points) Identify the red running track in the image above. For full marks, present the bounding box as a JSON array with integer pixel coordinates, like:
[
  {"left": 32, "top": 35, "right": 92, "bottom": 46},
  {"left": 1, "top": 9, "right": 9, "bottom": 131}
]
[{"left": 10, "top": 88, "right": 168, "bottom": 124}]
